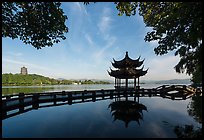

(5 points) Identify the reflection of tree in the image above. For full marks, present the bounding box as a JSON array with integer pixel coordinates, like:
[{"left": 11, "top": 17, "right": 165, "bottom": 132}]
[
  {"left": 174, "top": 95, "right": 202, "bottom": 138},
  {"left": 174, "top": 125, "right": 202, "bottom": 138},
  {"left": 187, "top": 95, "right": 202, "bottom": 123},
  {"left": 108, "top": 100, "right": 147, "bottom": 128}
]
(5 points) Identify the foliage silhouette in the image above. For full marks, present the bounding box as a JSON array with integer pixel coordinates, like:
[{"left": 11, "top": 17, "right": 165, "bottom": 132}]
[{"left": 2, "top": 2, "right": 68, "bottom": 49}]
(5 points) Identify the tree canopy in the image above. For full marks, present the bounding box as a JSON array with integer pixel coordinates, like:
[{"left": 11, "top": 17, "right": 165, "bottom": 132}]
[
  {"left": 113, "top": 2, "right": 202, "bottom": 83},
  {"left": 2, "top": 2, "right": 68, "bottom": 49}
]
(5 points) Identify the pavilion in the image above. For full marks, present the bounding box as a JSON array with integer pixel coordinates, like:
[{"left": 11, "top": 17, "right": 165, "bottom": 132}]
[{"left": 108, "top": 51, "right": 148, "bottom": 90}]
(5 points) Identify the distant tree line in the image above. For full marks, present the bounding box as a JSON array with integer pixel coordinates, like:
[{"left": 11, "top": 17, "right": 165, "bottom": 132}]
[{"left": 2, "top": 73, "right": 111, "bottom": 86}]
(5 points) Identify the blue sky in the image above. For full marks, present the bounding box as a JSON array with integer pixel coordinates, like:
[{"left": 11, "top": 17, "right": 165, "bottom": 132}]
[{"left": 2, "top": 2, "right": 190, "bottom": 81}]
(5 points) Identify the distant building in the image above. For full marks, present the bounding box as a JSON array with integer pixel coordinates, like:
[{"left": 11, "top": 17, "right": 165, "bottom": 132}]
[{"left": 21, "top": 66, "right": 28, "bottom": 75}]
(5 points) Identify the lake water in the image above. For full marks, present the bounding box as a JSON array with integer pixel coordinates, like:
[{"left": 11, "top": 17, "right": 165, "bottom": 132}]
[
  {"left": 2, "top": 84, "right": 202, "bottom": 138},
  {"left": 2, "top": 84, "right": 115, "bottom": 95},
  {"left": 1, "top": 83, "right": 179, "bottom": 95}
]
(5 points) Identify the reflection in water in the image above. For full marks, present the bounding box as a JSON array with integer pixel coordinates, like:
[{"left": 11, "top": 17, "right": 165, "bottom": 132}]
[
  {"left": 187, "top": 95, "right": 202, "bottom": 123},
  {"left": 108, "top": 96, "right": 147, "bottom": 128},
  {"left": 174, "top": 94, "right": 202, "bottom": 138},
  {"left": 3, "top": 88, "right": 196, "bottom": 121},
  {"left": 174, "top": 124, "right": 202, "bottom": 138},
  {"left": 2, "top": 86, "right": 55, "bottom": 95},
  {"left": 3, "top": 93, "right": 201, "bottom": 138},
  {"left": 2, "top": 84, "right": 115, "bottom": 95}
]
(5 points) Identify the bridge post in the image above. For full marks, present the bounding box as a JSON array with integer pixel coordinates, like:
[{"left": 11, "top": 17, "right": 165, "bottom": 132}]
[
  {"left": 62, "top": 91, "right": 65, "bottom": 94},
  {"left": 62, "top": 91, "right": 66, "bottom": 102},
  {"left": 32, "top": 94, "right": 39, "bottom": 109},
  {"left": 110, "top": 90, "right": 113, "bottom": 99},
  {"left": 68, "top": 93, "right": 72, "bottom": 105},
  {"left": 6, "top": 96, "right": 11, "bottom": 100},
  {"left": 160, "top": 93, "right": 165, "bottom": 98},
  {"left": 182, "top": 96, "right": 186, "bottom": 100},
  {"left": 53, "top": 94, "right": 57, "bottom": 105},
  {"left": 101, "top": 89, "right": 104, "bottom": 99},
  {"left": 92, "top": 91, "right": 96, "bottom": 102},
  {"left": 161, "top": 85, "right": 166, "bottom": 93},
  {"left": 2, "top": 100, "right": 7, "bottom": 118},
  {"left": 171, "top": 95, "right": 175, "bottom": 100},
  {"left": 2, "top": 100, "right": 6, "bottom": 108},
  {"left": 82, "top": 92, "right": 84, "bottom": 102},
  {"left": 19, "top": 93, "right": 25, "bottom": 112},
  {"left": 82, "top": 90, "right": 87, "bottom": 102}
]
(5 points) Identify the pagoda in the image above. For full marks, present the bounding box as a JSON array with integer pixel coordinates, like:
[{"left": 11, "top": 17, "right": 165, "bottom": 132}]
[
  {"left": 20, "top": 66, "right": 28, "bottom": 75},
  {"left": 108, "top": 51, "right": 148, "bottom": 90}
]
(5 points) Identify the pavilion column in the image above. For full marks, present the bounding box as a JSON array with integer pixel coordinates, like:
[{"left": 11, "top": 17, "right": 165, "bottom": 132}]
[
  {"left": 138, "top": 77, "right": 140, "bottom": 89},
  {"left": 119, "top": 79, "right": 121, "bottom": 87},
  {"left": 116, "top": 78, "right": 118, "bottom": 88},
  {"left": 117, "top": 78, "right": 118, "bottom": 88},
  {"left": 126, "top": 78, "right": 128, "bottom": 89},
  {"left": 118, "top": 78, "right": 120, "bottom": 88},
  {"left": 134, "top": 78, "right": 136, "bottom": 90},
  {"left": 115, "top": 78, "right": 116, "bottom": 87}
]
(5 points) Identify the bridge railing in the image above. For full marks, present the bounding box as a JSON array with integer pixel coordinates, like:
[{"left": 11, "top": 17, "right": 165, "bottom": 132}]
[{"left": 2, "top": 85, "right": 201, "bottom": 120}]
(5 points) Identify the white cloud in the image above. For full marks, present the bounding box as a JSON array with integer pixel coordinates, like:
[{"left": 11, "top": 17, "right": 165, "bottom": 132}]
[
  {"left": 93, "top": 36, "right": 116, "bottom": 63},
  {"left": 147, "top": 40, "right": 159, "bottom": 48},
  {"left": 98, "top": 16, "right": 112, "bottom": 33},
  {"left": 7, "top": 52, "right": 23, "bottom": 57},
  {"left": 95, "top": 7, "right": 117, "bottom": 63},
  {"left": 97, "top": 7, "right": 113, "bottom": 34},
  {"left": 74, "top": 2, "right": 88, "bottom": 16},
  {"left": 102, "top": 6, "right": 111, "bottom": 15},
  {"left": 85, "top": 33, "right": 94, "bottom": 46},
  {"left": 2, "top": 58, "right": 50, "bottom": 73},
  {"left": 2, "top": 58, "right": 74, "bottom": 79},
  {"left": 144, "top": 55, "right": 190, "bottom": 80}
]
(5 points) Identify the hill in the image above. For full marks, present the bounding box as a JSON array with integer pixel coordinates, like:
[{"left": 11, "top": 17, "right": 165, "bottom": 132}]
[{"left": 2, "top": 73, "right": 111, "bottom": 86}]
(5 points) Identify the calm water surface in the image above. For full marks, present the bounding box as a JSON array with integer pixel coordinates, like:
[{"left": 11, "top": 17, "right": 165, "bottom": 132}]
[
  {"left": 2, "top": 83, "right": 176, "bottom": 95},
  {"left": 2, "top": 84, "right": 202, "bottom": 138},
  {"left": 2, "top": 84, "right": 115, "bottom": 95}
]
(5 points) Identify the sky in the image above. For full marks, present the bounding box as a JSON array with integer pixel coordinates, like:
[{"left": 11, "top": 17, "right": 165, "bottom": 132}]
[{"left": 2, "top": 2, "right": 190, "bottom": 81}]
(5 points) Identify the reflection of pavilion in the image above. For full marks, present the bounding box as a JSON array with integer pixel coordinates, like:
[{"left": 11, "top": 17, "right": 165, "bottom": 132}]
[{"left": 108, "top": 96, "right": 147, "bottom": 128}]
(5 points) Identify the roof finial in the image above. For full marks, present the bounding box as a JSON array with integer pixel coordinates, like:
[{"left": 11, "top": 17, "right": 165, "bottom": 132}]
[{"left": 125, "top": 51, "right": 128, "bottom": 57}]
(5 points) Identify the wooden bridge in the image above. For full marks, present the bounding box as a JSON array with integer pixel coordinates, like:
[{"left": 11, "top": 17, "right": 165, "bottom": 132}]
[{"left": 2, "top": 85, "right": 201, "bottom": 120}]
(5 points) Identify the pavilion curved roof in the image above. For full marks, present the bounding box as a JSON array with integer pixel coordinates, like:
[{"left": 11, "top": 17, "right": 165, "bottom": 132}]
[
  {"left": 112, "top": 52, "right": 144, "bottom": 68},
  {"left": 108, "top": 66, "right": 148, "bottom": 79}
]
